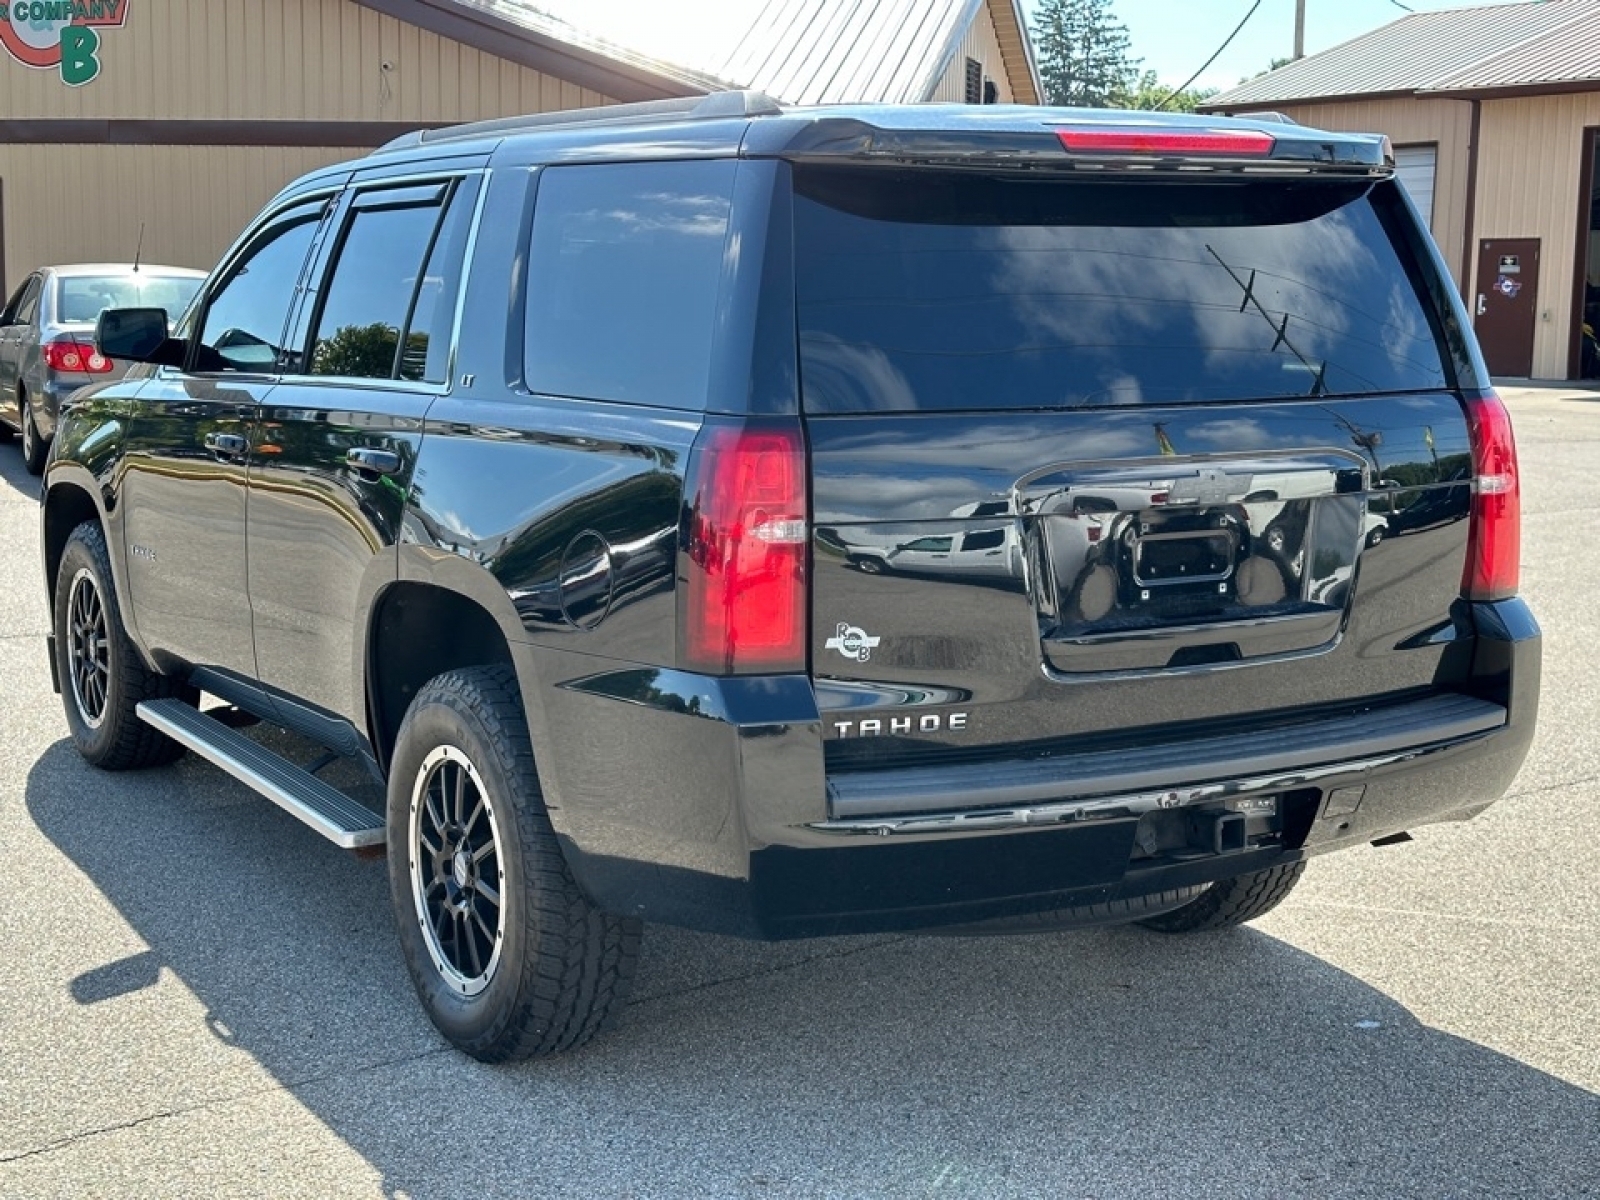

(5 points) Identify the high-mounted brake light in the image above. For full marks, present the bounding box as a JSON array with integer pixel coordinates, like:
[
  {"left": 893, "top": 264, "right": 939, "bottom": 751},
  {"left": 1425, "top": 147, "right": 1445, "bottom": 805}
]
[
  {"left": 1055, "top": 128, "right": 1276, "bottom": 157},
  {"left": 1462, "top": 391, "right": 1520, "bottom": 601},
  {"left": 42, "top": 339, "right": 112, "bottom": 374},
  {"left": 681, "top": 423, "right": 808, "bottom": 674}
]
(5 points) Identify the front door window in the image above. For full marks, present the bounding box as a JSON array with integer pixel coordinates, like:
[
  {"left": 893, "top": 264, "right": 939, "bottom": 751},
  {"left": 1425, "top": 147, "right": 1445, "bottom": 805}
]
[{"left": 195, "top": 203, "right": 324, "bottom": 373}]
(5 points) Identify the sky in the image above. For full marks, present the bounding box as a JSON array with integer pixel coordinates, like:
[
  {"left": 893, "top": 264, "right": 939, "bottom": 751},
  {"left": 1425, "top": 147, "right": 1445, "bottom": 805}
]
[{"left": 1052, "top": 0, "right": 1540, "bottom": 92}]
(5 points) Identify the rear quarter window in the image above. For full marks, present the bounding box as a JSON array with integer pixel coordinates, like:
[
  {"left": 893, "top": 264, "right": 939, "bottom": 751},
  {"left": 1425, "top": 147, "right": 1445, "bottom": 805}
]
[
  {"left": 793, "top": 168, "right": 1451, "bottom": 413},
  {"left": 524, "top": 160, "right": 737, "bottom": 411}
]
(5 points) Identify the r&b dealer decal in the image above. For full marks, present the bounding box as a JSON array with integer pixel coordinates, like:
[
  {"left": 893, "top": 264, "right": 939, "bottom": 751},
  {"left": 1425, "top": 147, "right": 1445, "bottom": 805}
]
[{"left": 0, "top": 1, "right": 127, "bottom": 87}]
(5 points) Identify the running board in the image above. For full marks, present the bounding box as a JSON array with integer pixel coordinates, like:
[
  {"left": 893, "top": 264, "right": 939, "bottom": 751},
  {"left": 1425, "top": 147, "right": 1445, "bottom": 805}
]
[{"left": 136, "top": 699, "right": 385, "bottom": 849}]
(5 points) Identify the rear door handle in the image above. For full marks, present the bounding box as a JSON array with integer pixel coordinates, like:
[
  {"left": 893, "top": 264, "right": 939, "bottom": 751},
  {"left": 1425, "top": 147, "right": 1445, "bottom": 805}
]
[
  {"left": 346, "top": 447, "right": 402, "bottom": 476},
  {"left": 203, "top": 432, "right": 247, "bottom": 456},
  {"left": 1476, "top": 293, "right": 1487, "bottom": 316}
]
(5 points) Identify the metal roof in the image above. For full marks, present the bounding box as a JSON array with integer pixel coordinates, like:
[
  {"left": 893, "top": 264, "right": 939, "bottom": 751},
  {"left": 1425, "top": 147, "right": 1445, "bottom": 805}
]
[
  {"left": 1426, "top": 13, "right": 1600, "bottom": 91},
  {"left": 465, "top": 0, "right": 1039, "bottom": 105},
  {"left": 1203, "top": 0, "right": 1600, "bottom": 109},
  {"left": 453, "top": 0, "right": 736, "bottom": 93},
  {"left": 718, "top": 0, "right": 977, "bottom": 105}
]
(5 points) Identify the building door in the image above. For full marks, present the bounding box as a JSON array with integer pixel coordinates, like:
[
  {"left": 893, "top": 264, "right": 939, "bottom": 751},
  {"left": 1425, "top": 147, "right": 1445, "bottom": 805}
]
[{"left": 1475, "top": 238, "right": 1539, "bottom": 378}]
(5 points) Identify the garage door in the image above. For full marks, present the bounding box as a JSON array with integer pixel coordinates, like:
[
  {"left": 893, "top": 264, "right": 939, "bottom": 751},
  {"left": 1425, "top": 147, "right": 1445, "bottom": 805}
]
[{"left": 1395, "top": 145, "right": 1436, "bottom": 230}]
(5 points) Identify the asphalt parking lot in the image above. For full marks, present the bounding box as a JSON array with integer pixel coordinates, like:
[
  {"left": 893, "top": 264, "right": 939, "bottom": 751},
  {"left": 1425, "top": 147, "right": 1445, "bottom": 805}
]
[{"left": 1, "top": 386, "right": 1596, "bottom": 1199}]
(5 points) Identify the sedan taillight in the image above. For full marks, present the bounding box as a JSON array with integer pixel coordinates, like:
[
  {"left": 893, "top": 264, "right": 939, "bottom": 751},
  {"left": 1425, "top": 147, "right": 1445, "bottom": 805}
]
[{"left": 42, "top": 340, "right": 112, "bottom": 374}]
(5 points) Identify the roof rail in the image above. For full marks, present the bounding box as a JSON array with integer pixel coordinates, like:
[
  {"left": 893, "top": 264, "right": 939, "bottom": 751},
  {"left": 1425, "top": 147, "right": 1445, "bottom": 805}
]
[{"left": 376, "top": 90, "right": 785, "bottom": 154}]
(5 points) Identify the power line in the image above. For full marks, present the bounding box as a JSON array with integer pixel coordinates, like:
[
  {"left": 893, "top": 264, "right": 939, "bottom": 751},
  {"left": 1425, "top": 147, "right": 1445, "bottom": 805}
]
[{"left": 1154, "top": 0, "right": 1264, "bottom": 110}]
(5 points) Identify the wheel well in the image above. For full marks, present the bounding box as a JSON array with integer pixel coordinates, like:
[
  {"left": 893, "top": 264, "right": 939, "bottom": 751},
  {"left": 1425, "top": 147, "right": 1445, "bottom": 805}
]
[
  {"left": 367, "top": 582, "right": 515, "bottom": 770},
  {"left": 43, "top": 484, "right": 101, "bottom": 603}
]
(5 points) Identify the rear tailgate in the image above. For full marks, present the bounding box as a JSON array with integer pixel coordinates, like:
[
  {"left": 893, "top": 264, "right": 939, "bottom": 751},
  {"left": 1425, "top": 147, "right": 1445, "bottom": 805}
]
[{"left": 792, "top": 163, "right": 1479, "bottom": 781}]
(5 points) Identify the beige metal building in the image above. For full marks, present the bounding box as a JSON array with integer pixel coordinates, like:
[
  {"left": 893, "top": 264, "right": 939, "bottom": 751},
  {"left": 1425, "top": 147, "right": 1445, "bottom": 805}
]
[
  {"left": 1204, "top": 0, "right": 1600, "bottom": 381},
  {"left": 0, "top": 0, "right": 1040, "bottom": 297}
]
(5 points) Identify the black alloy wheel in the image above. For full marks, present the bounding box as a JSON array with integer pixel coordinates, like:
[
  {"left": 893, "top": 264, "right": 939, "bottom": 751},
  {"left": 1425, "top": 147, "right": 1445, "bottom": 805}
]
[
  {"left": 65, "top": 565, "right": 110, "bottom": 730},
  {"left": 53, "top": 521, "right": 192, "bottom": 768},
  {"left": 387, "top": 665, "right": 642, "bottom": 1061},
  {"left": 409, "top": 745, "right": 506, "bottom": 996}
]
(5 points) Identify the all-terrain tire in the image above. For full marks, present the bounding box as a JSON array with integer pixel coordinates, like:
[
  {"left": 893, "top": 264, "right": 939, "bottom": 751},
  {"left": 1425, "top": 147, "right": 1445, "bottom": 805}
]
[
  {"left": 387, "top": 664, "right": 642, "bottom": 1061},
  {"left": 54, "top": 521, "right": 193, "bottom": 768},
  {"left": 1137, "top": 862, "right": 1307, "bottom": 933},
  {"left": 932, "top": 885, "right": 1211, "bottom": 936},
  {"left": 20, "top": 393, "right": 48, "bottom": 475}
]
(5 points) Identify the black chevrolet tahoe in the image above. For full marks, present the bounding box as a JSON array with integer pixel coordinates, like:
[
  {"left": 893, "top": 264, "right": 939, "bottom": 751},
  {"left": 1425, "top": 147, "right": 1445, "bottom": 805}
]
[{"left": 41, "top": 93, "right": 1540, "bottom": 1061}]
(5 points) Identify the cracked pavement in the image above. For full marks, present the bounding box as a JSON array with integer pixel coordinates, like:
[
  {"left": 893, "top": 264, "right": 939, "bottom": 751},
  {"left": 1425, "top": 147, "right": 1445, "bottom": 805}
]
[{"left": 1, "top": 386, "right": 1597, "bottom": 1198}]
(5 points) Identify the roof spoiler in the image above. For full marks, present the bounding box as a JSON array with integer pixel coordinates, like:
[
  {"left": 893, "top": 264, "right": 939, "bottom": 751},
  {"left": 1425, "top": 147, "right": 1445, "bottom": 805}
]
[{"left": 750, "top": 116, "right": 1392, "bottom": 176}]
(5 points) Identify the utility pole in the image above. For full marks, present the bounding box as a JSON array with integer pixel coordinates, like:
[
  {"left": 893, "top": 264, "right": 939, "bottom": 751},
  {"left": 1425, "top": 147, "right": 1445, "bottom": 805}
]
[{"left": 1294, "top": 0, "right": 1306, "bottom": 59}]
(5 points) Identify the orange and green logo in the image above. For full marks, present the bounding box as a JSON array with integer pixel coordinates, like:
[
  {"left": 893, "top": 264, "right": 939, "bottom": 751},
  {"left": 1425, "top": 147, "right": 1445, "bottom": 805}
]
[{"left": 0, "top": 0, "right": 126, "bottom": 86}]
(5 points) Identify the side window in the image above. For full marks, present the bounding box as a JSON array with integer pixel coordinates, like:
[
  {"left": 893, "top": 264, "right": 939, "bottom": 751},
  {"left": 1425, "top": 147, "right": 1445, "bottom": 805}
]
[
  {"left": 524, "top": 160, "right": 737, "bottom": 411},
  {"left": 304, "top": 177, "right": 475, "bottom": 384},
  {"left": 413, "top": 181, "right": 477, "bottom": 384},
  {"left": 0, "top": 277, "right": 33, "bottom": 325},
  {"left": 959, "top": 529, "right": 1006, "bottom": 552},
  {"left": 14, "top": 276, "right": 42, "bottom": 327},
  {"left": 195, "top": 201, "right": 325, "bottom": 372}
]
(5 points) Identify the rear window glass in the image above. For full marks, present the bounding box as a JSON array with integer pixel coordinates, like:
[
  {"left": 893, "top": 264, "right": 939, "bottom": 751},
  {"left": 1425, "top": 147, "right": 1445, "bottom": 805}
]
[
  {"left": 793, "top": 169, "right": 1449, "bottom": 412},
  {"left": 56, "top": 274, "right": 202, "bottom": 326},
  {"left": 525, "top": 160, "right": 736, "bottom": 411},
  {"left": 305, "top": 178, "right": 474, "bottom": 384}
]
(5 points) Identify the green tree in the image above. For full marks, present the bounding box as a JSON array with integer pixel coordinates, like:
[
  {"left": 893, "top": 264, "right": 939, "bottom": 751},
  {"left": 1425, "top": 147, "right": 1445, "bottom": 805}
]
[
  {"left": 1031, "top": 0, "right": 1140, "bottom": 108},
  {"left": 310, "top": 322, "right": 431, "bottom": 380},
  {"left": 312, "top": 322, "right": 400, "bottom": 378},
  {"left": 1119, "top": 69, "right": 1218, "bottom": 113},
  {"left": 1240, "top": 56, "right": 1294, "bottom": 84}
]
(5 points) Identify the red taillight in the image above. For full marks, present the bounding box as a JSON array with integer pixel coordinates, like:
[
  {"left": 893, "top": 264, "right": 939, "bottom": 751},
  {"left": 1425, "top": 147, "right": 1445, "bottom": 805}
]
[
  {"left": 1055, "top": 127, "right": 1275, "bottom": 157},
  {"left": 682, "top": 422, "right": 808, "bottom": 674},
  {"left": 42, "top": 340, "right": 112, "bottom": 373},
  {"left": 1462, "top": 391, "right": 1520, "bottom": 601}
]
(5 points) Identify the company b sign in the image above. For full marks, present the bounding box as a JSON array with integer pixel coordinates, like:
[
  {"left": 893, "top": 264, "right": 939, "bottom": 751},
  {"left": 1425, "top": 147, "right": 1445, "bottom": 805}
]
[{"left": 1, "top": 0, "right": 126, "bottom": 86}]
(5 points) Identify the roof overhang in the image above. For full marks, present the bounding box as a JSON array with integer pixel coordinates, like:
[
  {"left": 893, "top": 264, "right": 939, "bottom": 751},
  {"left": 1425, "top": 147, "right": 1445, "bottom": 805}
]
[
  {"left": 1203, "top": 79, "right": 1600, "bottom": 114},
  {"left": 992, "top": 0, "right": 1043, "bottom": 105},
  {"left": 1201, "top": 89, "right": 1424, "bottom": 113},
  {"left": 350, "top": 0, "right": 717, "bottom": 102},
  {"left": 1425, "top": 79, "right": 1600, "bottom": 102}
]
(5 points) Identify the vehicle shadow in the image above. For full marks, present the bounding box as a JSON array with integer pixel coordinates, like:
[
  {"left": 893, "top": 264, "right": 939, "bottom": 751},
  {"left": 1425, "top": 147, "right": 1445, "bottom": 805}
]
[
  {"left": 0, "top": 437, "right": 41, "bottom": 500},
  {"left": 21, "top": 737, "right": 1600, "bottom": 1199}
]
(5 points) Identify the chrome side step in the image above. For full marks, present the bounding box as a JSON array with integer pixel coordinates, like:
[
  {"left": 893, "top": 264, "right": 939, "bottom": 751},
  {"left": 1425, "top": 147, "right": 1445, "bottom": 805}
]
[{"left": 136, "top": 699, "right": 385, "bottom": 849}]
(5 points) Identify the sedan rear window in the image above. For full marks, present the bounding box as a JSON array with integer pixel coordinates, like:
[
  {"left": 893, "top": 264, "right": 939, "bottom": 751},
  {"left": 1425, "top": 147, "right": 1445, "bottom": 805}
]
[
  {"left": 793, "top": 168, "right": 1450, "bottom": 412},
  {"left": 55, "top": 274, "right": 202, "bottom": 326}
]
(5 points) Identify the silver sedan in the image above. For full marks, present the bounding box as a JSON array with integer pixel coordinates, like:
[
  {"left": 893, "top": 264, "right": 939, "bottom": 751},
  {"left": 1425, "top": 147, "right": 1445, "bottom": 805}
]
[{"left": 0, "top": 263, "right": 205, "bottom": 474}]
